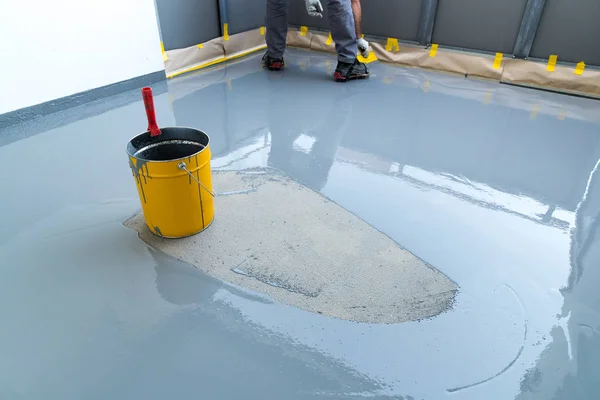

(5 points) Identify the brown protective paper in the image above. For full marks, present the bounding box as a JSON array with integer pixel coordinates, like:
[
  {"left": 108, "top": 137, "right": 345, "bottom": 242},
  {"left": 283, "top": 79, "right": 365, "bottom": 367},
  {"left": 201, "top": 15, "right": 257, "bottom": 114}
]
[
  {"left": 224, "top": 28, "right": 267, "bottom": 58},
  {"left": 329, "top": 35, "right": 501, "bottom": 80},
  {"left": 163, "top": 27, "right": 600, "bottom": 100},
  {"left": 502, "top": 59, "right": 600, "bottom": 98},
  {"left": 310, "top": 33, "right": 336, "bottom": 54},
  {"left": 286, "top": 30, "right": 313, "bottom": 49},
  {"left": 418, "top": 50, "right": 502, "bottom": 80},
  {"left": 164, "top": 29, "right": 268, "bottom": 78},
  {"left": 301, "top": 31, "right": 598, "bottom": 98},
  {"left": 165, "top": 38, "right": 225, "bottom": 77},
  {"left": 371, "top": 43, "right": 424, "bottom": 68},
  {"left": 355, "top": 52, "right": 600, "bottom": 124}
]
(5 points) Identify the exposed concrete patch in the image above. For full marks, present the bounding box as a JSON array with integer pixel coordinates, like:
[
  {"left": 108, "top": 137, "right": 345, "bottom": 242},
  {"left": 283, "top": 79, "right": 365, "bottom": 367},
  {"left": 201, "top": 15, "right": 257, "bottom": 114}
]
[{"left": 125, "top": 170, "right": 457, "bottom": 324}]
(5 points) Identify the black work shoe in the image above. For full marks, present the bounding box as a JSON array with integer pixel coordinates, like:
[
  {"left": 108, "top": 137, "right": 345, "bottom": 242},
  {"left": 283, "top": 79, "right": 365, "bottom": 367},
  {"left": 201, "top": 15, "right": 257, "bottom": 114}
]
[
  {"left": 334, "top": 59, "right": 370, "bottom": 82},
  {"left": 262, "top": 53, "right": 285, "bottom": 71}
]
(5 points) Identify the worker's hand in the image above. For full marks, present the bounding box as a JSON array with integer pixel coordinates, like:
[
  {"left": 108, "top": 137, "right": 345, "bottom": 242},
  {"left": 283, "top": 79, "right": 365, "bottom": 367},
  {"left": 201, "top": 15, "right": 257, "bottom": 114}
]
[
  {"left": 357, "top": 38, "right": 370, "bottom": 58},
  {"left": 305, "top": 0, "right": 324, "bottom": 18}
]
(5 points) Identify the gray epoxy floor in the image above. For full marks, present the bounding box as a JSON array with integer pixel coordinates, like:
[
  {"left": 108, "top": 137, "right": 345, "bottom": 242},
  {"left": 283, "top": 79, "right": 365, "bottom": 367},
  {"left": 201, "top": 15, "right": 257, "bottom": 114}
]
[{"left": 1, "top": 48, "right": 599, "bottom": 399}]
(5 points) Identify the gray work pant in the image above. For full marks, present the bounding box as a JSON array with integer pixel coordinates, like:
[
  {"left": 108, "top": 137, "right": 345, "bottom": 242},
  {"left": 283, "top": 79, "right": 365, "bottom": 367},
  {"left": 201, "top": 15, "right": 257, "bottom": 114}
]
[{"left": 266, "top": 0, "right": 357, "bottom": 63}]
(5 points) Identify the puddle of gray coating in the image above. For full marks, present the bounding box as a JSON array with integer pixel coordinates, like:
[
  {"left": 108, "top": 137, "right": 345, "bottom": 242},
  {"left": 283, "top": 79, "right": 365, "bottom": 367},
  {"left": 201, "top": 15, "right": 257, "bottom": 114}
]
[{"left": 125, "top": 170, "right": 457, "bottom": 324}]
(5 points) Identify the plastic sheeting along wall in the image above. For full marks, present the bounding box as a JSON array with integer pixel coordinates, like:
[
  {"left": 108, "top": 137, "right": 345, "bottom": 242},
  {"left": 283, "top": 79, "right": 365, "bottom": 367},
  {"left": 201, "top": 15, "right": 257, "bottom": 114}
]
[
  {"left": 530, "top": 0, "right": 600, "bottom": 66},
  {"left": 155, "top": 0, "right": 220, "bottom": 51}
]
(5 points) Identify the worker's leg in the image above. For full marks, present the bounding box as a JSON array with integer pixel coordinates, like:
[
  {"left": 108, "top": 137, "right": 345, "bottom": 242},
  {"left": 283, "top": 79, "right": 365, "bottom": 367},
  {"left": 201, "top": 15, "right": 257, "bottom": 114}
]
[
  {"left": 328, "top": 0, "right": 369, "bottom": 81},
  {"left": 265, "top": 0, "right": 290, "bottom": 59},
  {"left": 327, "top": 0, "right": 357, "bottom": 63},
  {"left": 351, "top": 0, "right": 362, "bottom": 38},
  {"left": 351, "top": 0, "right": 370, "bottom": 57}
]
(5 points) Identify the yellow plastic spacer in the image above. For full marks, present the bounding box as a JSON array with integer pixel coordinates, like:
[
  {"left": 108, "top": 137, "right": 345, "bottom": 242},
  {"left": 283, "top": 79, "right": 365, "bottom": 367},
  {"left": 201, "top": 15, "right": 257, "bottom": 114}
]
[
  {"left": 223, "top": 23, "right": 229, "bottom": 41},
  {"left": 326, "top": 32, "right": 333, "bottom": 46},
  {"left": 160, "top": 42, "right": 168, "bottom": 62},
  {"left": 260, "top": 26, "right": 265, "bottom": 35},
  {"left": 358, "top": 52, "right": 378, "bottom": 64},
  {"left": 385, "top": 38, "right": 399, "bottom": 52},
  {"left": 197, "top": 43, "right": 204, "bottom": 49},
  {"left": 493, "top": 53, "right": 503, "bottom": 69},
  {"left": 547, "top": 55, "right": 557, "bottom": 72},
  {"left": 429, "top": 44, "right": 438, "bottom": 57},
  {"left": 575, "top": 61, "right": 586, "bottom": 75},
  {"left": 300, "top": 26, "right": 309, "bottom": 36}
]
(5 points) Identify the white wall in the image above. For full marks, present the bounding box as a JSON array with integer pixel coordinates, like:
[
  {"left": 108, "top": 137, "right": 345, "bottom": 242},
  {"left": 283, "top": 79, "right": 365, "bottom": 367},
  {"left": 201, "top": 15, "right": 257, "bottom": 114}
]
[{"left": 0, "top": 0, "right": 165, "bottom": 114}]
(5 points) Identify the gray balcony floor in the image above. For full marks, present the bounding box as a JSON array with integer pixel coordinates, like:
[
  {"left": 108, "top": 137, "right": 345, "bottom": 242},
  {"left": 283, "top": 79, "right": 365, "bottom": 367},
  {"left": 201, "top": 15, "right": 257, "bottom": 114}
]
[{"left": 1, "top": 49, "right": 599, "bottom": 399}]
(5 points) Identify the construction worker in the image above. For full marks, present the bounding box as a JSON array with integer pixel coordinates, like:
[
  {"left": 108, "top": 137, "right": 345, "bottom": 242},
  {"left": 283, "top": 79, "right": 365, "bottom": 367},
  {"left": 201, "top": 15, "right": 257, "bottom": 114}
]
[
  {"left": 263, "top": 0, "right": 370, "bottom": 82},
  {"left": 351, "top": 0, "right": 370, "bottom": 58}
]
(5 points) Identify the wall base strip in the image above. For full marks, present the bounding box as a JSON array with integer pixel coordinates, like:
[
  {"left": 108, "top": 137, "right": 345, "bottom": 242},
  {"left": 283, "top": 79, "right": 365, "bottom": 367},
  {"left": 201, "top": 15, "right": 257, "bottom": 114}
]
[{"left": 0, "top": 70, "right": 166, "bottom": 130}]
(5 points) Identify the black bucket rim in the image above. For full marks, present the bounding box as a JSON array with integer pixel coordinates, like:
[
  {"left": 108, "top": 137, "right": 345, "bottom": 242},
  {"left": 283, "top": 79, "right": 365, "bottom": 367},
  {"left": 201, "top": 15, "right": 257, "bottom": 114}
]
[{"left": 126, "top": 126, "right": 211, "bottom": 163}]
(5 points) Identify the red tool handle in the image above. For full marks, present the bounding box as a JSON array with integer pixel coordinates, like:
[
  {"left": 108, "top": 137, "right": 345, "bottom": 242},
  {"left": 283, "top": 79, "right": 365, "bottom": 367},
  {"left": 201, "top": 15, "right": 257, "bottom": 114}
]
[{"left": 142, "top": 87, "right": 162, "bottom": 137}]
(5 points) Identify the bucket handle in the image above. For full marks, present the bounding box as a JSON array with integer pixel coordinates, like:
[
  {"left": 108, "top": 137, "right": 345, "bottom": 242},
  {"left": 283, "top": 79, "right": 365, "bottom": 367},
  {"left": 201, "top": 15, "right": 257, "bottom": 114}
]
[{"left": 178, "top": 162, "right": 216, "bottom": 197}]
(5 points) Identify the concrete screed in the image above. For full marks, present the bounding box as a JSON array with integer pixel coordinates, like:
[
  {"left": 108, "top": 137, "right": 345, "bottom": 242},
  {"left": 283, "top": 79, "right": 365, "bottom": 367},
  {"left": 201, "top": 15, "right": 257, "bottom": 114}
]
[{"left": 126, "top": 170, "right": 457, "bottom": 324}]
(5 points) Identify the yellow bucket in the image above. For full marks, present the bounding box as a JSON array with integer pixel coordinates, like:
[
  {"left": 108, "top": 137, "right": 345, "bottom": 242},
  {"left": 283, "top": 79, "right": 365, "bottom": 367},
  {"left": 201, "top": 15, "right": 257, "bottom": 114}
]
[{"left": 127, "top": 127, "right": 215, "bottom": 238}]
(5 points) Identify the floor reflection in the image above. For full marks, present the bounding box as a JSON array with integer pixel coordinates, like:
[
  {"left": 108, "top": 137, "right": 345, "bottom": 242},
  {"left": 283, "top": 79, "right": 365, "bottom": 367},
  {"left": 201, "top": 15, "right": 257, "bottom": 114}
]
[{"left": 517, "top": 160, "right": 600, "bottom": 399}]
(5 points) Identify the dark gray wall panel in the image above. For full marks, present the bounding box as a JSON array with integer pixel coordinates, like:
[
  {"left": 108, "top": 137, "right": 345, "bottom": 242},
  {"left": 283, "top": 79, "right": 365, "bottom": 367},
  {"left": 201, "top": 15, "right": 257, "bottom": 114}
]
[
  {"left": 156, "top": 0, "right": 221, "bottom": 51},
  {"left": 228, "top": 0, "right": 267, "bottom": 35},
  {"left": 361, "top": 0, "right": 421, "bottom": 41},
  {"left": 432, "top": 0, "right": 528, "bottom": 54},
  {"left": 288, "top": 0, "right": 421, "bottom": 41},
  {"left": 530, "top": 0, "right": 600, "bottom": 66}
]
